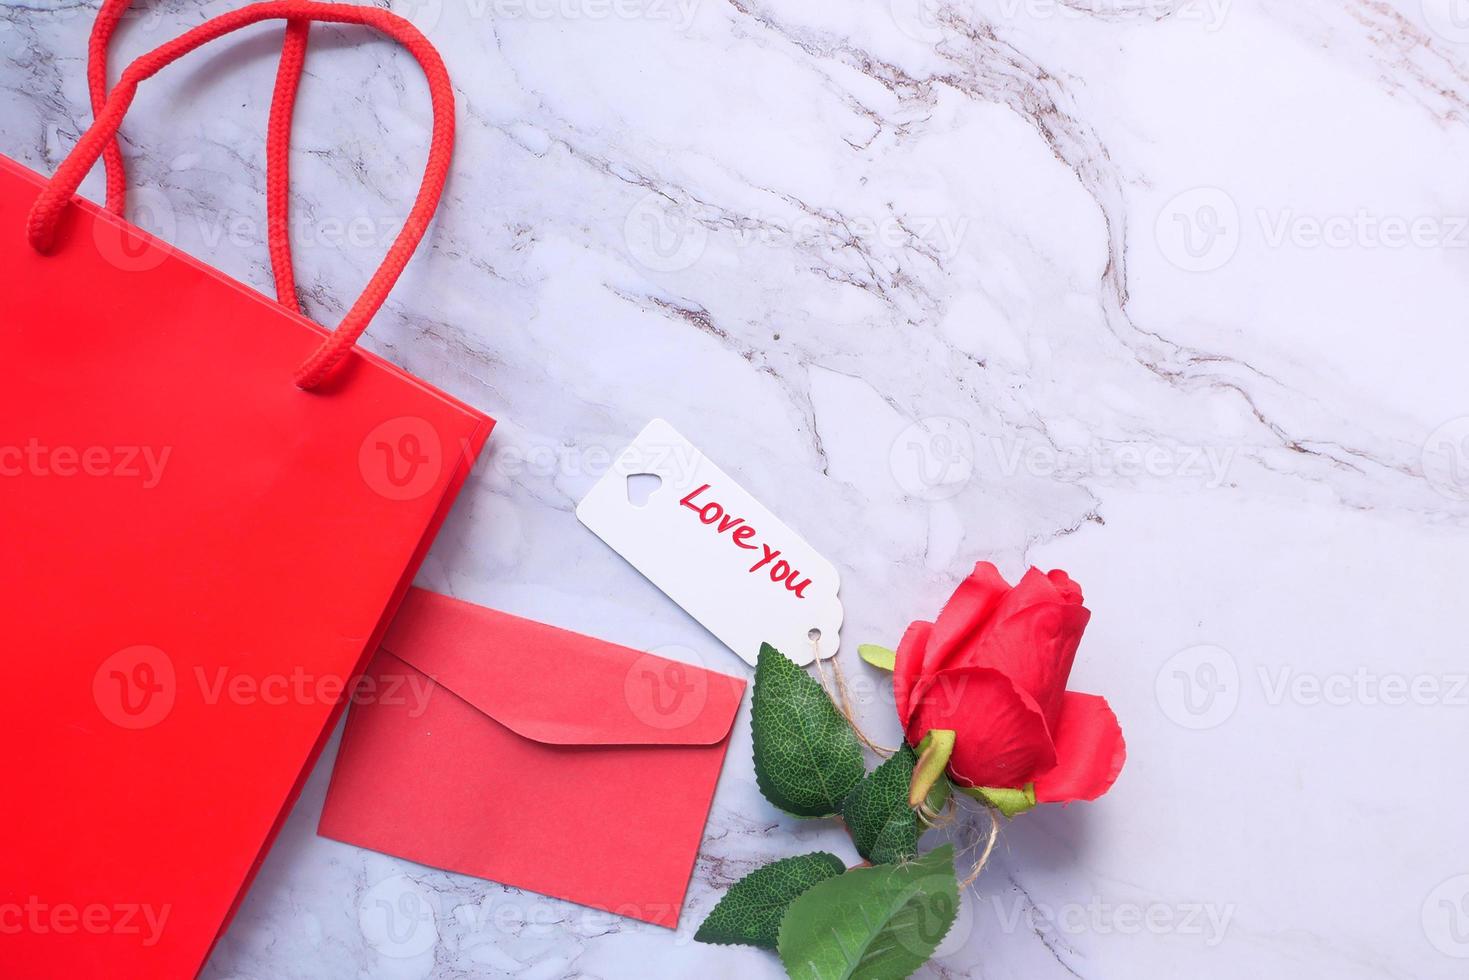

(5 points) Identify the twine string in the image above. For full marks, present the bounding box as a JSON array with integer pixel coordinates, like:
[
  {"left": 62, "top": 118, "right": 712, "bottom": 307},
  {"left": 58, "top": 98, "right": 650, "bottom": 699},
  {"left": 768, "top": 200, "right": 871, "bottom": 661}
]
[
  {"left": 810, "top": 636, "right": 897, "bottom": 758},
  {"left": 808, "top": 636, "right": 1000, "bottom": 888}
]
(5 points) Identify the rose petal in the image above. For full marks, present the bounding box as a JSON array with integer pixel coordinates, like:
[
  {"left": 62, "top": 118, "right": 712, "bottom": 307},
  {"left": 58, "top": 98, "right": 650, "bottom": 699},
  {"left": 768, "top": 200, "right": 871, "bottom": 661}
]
[
  {"left": 1046, "top": 569, "right": 1085, "bottom": 605},
  {"left": 1008, "top": 566, "right": 1068, "bottom": 608},
  {"left": 892, "top": 620, "right": 933, "bottom": 727},
  {"left": 967, "top": 601, "right": 1091, "bottom": 731},
  {"left": 923, "top": 562, "right": 1015, "bottom": 674},
  {"left": 1032, "top": 692, "right": 1126, "bottom": 804},
  {"left": 904, "top": 666, "right": 1057, "bottom": 789}
]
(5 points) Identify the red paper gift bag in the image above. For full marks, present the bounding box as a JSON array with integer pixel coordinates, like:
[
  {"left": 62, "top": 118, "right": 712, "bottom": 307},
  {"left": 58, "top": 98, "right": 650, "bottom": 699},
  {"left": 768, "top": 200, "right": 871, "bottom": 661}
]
[{"left": 0, "top": 4, "right": 491, "bottom": 978}]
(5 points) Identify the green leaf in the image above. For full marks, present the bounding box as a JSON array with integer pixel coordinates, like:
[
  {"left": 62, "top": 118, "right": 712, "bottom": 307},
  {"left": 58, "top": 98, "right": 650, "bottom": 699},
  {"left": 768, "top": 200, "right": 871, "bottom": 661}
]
[
  {"left": 842, "top": 745, "right": 920, "bottom": 864},
  {"left": 752, "top": 642, "right": 866, "bottom": 817},
  {"left": 694, "top": 852, "right": 848, "bottom": 949},
  {"left": 858, "top": 644, "right": 896, "bottom": 671},
  {"left": 961, "top": 782, "right": 1037, "bottom": 819},
  {"left": 777, "top": 846, "right": 960, "bottom": 980}
]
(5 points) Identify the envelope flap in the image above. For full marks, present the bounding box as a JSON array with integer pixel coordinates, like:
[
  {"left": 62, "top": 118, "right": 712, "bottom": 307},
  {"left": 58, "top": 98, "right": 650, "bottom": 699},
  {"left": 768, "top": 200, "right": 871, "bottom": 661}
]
[{"left": 380, "top": 589, "right": 746, "bottom": 747}]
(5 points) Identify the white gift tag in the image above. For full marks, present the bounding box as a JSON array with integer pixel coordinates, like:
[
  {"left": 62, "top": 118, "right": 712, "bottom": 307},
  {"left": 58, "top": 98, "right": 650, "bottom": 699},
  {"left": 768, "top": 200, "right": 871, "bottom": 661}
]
[{"left": 577, "top": 419, "right": 842, "bottom": 666}]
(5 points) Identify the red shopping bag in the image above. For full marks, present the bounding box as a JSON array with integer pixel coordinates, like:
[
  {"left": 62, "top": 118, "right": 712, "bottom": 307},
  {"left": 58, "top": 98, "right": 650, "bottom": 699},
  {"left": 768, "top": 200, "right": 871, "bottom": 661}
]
[{"left": 0, "top": 4, "right": 492, "bottom": 978}]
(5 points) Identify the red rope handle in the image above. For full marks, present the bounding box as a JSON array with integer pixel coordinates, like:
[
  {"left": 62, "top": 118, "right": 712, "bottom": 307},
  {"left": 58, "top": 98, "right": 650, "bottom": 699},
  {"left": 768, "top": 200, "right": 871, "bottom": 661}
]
[
  {"left": 266, "top": 18, "right": 311, "bottom": 312},
  {"left": 87, "top": 0, "right": 309, "bottom": 313},
  {"left": 35, "top": 1, "right": 456, "bottom": 390},
  {"left": 85, "top": 0, "right": 130, "bottom": 216}
]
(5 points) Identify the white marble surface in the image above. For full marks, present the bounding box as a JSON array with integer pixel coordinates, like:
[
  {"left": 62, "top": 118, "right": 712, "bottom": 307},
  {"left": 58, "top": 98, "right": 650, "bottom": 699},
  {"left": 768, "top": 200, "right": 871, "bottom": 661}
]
[{"left": 6, "top": 0, "right": 1469, "bottom": 976}]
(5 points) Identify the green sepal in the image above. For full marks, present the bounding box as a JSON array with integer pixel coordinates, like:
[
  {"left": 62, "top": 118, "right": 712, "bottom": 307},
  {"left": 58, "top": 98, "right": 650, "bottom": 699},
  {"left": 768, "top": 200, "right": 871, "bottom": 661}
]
[
  {"left": 858, "top": 644, "right": 896, "bottom": 671},
  {"left": 960, "top": 782, "right": 1038, "bottom": 818},
  {"left": 907, "top": 729, "right": 955, "bottom": 808}
]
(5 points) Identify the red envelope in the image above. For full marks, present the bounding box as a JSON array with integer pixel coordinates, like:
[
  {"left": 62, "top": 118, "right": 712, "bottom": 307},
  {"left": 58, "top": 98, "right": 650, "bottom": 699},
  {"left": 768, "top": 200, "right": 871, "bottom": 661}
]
[{"left": 319, "top": 588, "right": 746, "bottom": 927}]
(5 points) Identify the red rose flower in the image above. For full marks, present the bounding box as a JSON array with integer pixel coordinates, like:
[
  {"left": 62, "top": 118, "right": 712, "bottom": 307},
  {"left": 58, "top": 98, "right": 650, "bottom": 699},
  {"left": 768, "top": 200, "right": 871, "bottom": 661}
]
[{"left": 895, "top": 562, "right": 1125, "bottom": 804}]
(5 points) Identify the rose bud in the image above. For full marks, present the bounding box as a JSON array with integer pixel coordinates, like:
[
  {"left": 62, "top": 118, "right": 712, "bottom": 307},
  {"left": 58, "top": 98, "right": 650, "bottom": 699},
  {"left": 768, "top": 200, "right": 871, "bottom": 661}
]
[{"left": 896, "top": 562, "right": 1126, "bottom": 813}]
